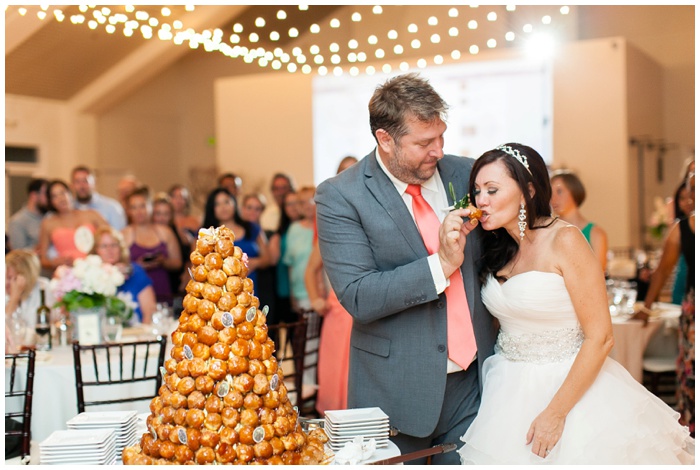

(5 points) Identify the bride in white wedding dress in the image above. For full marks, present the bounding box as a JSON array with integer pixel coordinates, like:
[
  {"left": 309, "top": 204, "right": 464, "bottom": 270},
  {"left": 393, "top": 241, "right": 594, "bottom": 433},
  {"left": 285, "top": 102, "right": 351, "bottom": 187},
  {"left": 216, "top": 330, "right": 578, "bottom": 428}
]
[{"left": 453, "top": 144, "right": 694, "bottom": 464}]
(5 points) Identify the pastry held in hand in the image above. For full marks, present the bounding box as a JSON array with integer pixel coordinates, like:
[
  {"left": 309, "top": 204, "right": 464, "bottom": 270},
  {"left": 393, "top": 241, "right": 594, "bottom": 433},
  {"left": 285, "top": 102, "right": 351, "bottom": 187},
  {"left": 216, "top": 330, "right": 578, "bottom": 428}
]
[{"left": 445, "top": 182, "right": 482, "bottom": 220}]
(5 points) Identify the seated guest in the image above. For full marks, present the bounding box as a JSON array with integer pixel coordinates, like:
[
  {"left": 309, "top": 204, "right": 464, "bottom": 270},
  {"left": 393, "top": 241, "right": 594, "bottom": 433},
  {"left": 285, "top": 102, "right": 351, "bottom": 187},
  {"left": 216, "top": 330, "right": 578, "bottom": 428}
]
[
  {"left": 5, "top": 249, "right": 52, "bottom": 349},
  {"left": 37, "top": 179, "right": 108, "bottom": 273},
  {"left": 117, "top": 174, "right": 140, "bottom": 215},
  {"left": 550, "top": 170, "right": 609, "bottom": 272},
  {"left": 122, "top": 187, "right": 182, "bottom": 306},
  {"left": 71, "top": 166, "right": 127, "bottom": 230},
  {"left": 218, "top": 172, "right": 243, "bottom": 198},
  {"left": 7, "top": 177, "right": 48, "bottom": 251},
  {"left": 152, "top": 194, "right": 192, "bottom": 298},
  {"left": 93, "top": 226, "right": 156, "bottom": 324}
]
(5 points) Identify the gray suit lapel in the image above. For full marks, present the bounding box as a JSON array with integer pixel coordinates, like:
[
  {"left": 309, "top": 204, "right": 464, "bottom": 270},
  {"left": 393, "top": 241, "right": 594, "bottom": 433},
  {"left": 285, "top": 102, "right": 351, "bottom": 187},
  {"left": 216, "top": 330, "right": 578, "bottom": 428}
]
[{"left": 363, "top": 153, "right": 428, "bottom": 258}]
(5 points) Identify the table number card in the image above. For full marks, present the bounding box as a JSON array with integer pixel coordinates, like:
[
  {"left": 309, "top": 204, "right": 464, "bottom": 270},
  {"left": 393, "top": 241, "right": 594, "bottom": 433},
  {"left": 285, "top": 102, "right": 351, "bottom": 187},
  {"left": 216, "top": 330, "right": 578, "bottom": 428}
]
[{"left": 74, "top": 310, "right": 101, "bottom": 345}]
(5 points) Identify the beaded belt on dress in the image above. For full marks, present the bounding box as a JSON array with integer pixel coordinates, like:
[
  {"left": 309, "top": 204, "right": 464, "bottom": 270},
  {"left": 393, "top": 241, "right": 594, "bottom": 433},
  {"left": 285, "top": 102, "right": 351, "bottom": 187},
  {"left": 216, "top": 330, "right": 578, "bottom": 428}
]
[{"left": 495, "top": 327, "right": 584, "bottom": 364}]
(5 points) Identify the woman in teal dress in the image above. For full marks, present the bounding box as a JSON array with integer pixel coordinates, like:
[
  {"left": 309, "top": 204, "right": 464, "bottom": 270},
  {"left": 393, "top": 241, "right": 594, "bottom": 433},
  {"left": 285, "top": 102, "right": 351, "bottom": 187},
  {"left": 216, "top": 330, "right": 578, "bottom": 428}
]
[{"left": 550, "top": 170, "right": 609, "bottom": 272}]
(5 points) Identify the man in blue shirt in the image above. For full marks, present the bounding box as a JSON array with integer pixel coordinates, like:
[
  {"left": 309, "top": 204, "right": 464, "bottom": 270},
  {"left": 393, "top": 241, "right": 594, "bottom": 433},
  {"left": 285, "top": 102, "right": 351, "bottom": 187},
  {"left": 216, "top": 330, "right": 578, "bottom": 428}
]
[
  {"left": 7, "top": 177, "right": 48, "bottom": 250},
  {"left": 71, "top": 166, "right": 127, "bottom": 230}
]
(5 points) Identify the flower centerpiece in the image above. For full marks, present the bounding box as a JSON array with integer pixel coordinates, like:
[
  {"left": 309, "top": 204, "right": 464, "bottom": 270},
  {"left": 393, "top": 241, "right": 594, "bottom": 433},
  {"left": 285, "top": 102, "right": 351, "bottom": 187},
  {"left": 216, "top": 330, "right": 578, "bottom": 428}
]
[
  {"left": 648, "top": 196, "right": 670, "bottom": 241},
  {"left": 50, "top": 255, "right": 134, "bottom": 325}
]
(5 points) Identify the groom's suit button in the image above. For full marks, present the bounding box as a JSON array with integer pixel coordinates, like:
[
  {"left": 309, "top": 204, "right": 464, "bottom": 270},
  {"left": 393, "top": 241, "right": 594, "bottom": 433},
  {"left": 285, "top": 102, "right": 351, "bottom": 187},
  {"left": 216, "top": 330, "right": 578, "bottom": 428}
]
[
  {"left": 437, "top": 345, "right": 446, "bottom": 353},
  {"left": 437, "top": 301, "right": 445, "bottom": 309}
]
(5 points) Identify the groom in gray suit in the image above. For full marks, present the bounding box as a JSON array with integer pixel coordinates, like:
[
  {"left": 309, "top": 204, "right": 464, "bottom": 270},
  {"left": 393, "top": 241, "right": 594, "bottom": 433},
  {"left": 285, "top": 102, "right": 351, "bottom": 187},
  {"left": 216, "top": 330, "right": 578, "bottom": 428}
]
[{"left": 315, "top": 73, "right": 497, "bottom": 464}]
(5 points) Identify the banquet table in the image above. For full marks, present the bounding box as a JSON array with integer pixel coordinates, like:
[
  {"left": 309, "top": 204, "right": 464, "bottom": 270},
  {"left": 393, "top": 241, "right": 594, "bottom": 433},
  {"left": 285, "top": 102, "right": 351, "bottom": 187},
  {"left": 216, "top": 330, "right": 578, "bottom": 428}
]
[
  {"left": 4, "top": 323, "right": 172, "bottom": 445},
  {"left": 608, "top": 302, "right": 681, "bottom": 382}
]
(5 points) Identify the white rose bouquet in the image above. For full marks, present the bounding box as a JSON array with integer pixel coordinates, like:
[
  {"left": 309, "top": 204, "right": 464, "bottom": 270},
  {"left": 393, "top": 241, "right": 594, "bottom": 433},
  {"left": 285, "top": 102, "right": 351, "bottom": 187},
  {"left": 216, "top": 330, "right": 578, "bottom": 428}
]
[{"left": 50, "top": 255, "right": 134, "bottom": 323}]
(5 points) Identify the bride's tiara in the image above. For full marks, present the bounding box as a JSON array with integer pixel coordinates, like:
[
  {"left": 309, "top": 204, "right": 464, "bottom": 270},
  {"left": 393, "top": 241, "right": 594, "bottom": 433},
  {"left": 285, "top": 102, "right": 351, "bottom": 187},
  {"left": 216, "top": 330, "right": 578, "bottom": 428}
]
[{"left": 496, "top": 145, "right": 531, "bottom": 175}]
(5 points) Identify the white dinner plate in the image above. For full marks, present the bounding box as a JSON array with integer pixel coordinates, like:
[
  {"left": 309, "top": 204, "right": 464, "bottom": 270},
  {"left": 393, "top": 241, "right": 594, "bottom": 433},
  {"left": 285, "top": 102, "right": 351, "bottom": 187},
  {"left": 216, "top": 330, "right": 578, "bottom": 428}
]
[
  {"left": 325, "top": 407, "right": 388, "bottom": 425},
  {"left": 40, "top": 428, "right": 116, "bottom": 450},
  {"left": 329, "top": 440, "right": 390, "bottom": 451},
  {"left": 327, "top": 430, "right": 391, "bottom": 441},
  {"left": 325, "top": 420, "right": 390, "bottom": 433},
  {"left": 41, "top": 439, "right": 117, "bottom": 458},
  {"left": 67, "top": 410, "right": 137, "bottom": 426}
]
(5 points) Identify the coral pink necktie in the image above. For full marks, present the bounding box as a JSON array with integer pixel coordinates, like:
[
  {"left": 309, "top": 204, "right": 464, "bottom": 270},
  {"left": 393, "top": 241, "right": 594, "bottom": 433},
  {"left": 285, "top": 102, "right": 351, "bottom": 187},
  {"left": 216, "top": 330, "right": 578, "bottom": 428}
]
[{"left": 405, "top": 184, "right": 477, "bottom": 369}]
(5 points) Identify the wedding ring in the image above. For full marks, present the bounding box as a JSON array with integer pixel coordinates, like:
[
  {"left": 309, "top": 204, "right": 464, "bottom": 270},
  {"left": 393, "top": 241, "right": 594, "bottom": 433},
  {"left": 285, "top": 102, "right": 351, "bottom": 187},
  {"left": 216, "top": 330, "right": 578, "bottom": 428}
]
[{"left": 545, "top": 449, "right": 550, "bottom": 455}]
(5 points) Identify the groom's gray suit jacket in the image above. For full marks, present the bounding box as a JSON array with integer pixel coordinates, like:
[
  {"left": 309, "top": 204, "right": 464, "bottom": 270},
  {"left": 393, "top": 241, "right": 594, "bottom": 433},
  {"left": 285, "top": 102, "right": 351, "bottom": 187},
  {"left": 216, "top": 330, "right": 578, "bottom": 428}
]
[{"left": 315, "top": 151, "right": 497, "bottom": 438}]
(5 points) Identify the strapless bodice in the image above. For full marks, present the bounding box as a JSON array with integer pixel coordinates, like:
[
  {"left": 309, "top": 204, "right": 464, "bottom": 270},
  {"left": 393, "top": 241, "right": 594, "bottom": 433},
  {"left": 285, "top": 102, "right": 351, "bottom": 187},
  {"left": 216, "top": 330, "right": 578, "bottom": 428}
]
[{"left": 482, "top": 272, "right": 583, "bottom": 363}]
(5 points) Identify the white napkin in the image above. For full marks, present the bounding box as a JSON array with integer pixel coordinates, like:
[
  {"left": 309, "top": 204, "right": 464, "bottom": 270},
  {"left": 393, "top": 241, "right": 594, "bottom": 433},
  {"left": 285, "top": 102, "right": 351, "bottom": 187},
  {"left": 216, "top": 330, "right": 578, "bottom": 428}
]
[{"left": 333, "top": 437, "right": 377, "bottom": 465}]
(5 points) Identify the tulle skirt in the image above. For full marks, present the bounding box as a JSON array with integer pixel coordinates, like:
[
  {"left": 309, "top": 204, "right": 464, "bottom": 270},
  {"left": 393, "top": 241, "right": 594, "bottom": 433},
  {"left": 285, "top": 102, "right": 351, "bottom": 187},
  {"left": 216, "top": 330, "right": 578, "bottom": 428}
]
[{"left": 459, "top": 354, "right": 695, "bottom": 464}]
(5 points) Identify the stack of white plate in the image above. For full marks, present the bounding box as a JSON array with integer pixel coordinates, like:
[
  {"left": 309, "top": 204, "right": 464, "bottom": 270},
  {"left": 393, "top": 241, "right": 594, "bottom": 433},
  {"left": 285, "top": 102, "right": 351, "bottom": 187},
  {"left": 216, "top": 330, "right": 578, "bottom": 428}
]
[
  {"left": 324, "top": 407, "right": 390, "bottom": 451},
  {"left": 40, "top": 428, "right": 117, "bottom": 465},
  {"left": 66, "top": 410, "right": 138, "bottom": 459}
]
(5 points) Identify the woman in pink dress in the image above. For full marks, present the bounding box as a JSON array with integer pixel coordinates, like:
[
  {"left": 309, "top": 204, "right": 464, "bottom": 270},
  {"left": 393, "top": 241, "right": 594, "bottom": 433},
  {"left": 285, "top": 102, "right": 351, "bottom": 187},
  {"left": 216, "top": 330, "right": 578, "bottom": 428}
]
[{"left": 37, "top": 179, "right": 108, "bottom": 273}]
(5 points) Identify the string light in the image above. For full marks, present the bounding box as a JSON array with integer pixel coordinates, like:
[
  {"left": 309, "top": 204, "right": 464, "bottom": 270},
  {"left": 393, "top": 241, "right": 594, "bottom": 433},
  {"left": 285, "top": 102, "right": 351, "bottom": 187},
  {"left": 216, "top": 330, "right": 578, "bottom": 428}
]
[{"left": 7, "top": 5, "right": 570, "bottom": 76}]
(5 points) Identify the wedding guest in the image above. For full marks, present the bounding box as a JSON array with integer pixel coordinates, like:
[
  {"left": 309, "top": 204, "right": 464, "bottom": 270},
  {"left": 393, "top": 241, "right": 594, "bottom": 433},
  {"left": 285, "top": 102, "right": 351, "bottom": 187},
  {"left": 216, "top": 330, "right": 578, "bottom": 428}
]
[
  {"left": 7, "top": 178, "right": 48, "bottom": 251},
  {"left": 305, "top": 155, "right": 358, "bottom": 414},
  {"left": 152, "top": 194, "right": 192, "bottom": 298},
  {"left": 550, "top": 169, "right": 609, "bottom": 272},
  {"left": 260, "top": 173, "right": 295, "bottom": 233},
  {"left": 37, "top": 180, "right": 108, "bottom": 272},
  {"left": 240, "top": 193, "right": 276, "bottom": 312},
  {"left": 218, "top": 172, "right": 243, "bottom": 198},
  {"left": 169, "top": 184, "right": 201, "bottom": 240},
  {"left": 202, "top": 188, "right": 270, "bottom": 286},
  {"left": 315, "top": 73, "right": 495, "bottom": 464},
  {"left": 93, "top": 226, "right": 156, "bottom": 324},
  {"left": 5, "top": 249, "right": 52, "bottom": 349},
  {"left": 457, "top": 143, "right": 693, "bottom": 464},
  {"left": 266, "top": 190, "right": 301, "bottom": 343},
  {"left": 282, "top": 186, "right": 317, "bottom": 314},
  {"left": 670, "top": 179, "right": 694, "bottom": 304},
  {"left": 117, "top": 174, "right": 140, "bottom": 214},
  {"left": 122, "top": 187, "right": 182, "bottom": 306},
  {"left": 71, "top": 166, "right": 127, "bottom": 230},
  {"left": 636, "top": 171, "right": 695, "bottom": 437}
]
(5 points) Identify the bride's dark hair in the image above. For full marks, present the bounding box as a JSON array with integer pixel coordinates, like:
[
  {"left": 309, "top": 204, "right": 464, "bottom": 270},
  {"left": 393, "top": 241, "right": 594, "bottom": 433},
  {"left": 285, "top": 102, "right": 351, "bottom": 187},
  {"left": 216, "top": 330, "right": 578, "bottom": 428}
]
[{"left": 468, "top": 143, "right": 553, "bottom": 284}]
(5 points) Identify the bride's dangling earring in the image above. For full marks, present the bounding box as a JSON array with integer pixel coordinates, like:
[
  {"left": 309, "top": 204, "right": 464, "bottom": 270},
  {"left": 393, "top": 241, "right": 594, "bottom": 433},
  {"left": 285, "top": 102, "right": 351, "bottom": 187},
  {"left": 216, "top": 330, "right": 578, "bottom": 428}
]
[{"left": 518, "top": 203, "right": 527, "bottom": 240}]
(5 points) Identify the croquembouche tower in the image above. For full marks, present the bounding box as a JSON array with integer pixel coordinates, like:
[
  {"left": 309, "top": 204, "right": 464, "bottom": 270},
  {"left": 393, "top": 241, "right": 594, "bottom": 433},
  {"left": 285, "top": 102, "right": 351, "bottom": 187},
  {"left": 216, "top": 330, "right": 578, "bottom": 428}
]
[{"left": 122, "top": 226, "right": 328, "bottom": 465}]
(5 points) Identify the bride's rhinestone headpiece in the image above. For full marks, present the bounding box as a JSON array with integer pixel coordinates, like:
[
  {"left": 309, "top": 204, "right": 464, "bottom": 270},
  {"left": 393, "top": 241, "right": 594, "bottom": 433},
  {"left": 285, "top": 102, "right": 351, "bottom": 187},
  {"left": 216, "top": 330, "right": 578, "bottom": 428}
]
[{"left": 496, "top": 145, "right": 531, "bottom": 174}]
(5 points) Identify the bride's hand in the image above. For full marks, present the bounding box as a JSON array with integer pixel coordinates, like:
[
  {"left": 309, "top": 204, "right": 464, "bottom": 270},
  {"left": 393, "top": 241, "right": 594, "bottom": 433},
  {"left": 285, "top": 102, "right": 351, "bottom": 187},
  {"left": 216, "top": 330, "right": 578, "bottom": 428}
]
[{"left": 525, "top": 408, "right": 565, "bottom": 458}]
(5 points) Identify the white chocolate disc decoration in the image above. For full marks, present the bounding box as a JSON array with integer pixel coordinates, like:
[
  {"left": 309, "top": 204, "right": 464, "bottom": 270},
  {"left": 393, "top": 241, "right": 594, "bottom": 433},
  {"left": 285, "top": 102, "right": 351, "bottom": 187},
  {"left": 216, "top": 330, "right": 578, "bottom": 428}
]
[
  {"left": 222, "top": 312, "right": 233, "bottom": 328},
  {"left": 149, "top": 425, "right": 157, "bottom": 440},
  {"left": 159, "top": 366, "right": 167, "bottom": 382},
  {"left": 253, "top": 426, "right": 265, "bottom": 443},
  {"left": 183, "top": 345, "right": 193, "bottom": 360},
  {"left": 187, "top": 267, "right": 194, "bottom": 280},
  {"left": 262, "top": 305, "right": 269, "bottom": 316},
  {"left": 74, "top": 225, "right": 95, "bottom": 253},
  {"left": 246, "top": 306, "right": 256, "bottom": 323},
  {"left": 217, "top": 381, "right": 229, "bottom": 397},
  {"left": 269, "top": 373, "right": 279, "bottom": 391},
  {"left": 178, "top": 428, "right": 187, "bottom": 445}
]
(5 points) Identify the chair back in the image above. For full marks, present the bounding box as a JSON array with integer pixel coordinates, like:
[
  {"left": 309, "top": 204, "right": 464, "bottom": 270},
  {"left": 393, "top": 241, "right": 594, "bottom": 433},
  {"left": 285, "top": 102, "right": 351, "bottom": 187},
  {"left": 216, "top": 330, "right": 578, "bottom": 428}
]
[
  {"left": 5, "top": 349, "right": 36, "bottom": 460},
  {"left": 72, "top": 337, "right": 167, "bottom": 413},
  {"left": 267, "top": 318, "right": 308, "bottom": 409},
  {"left": 300, "top": 310, "right": 324, "bottom": 416}
]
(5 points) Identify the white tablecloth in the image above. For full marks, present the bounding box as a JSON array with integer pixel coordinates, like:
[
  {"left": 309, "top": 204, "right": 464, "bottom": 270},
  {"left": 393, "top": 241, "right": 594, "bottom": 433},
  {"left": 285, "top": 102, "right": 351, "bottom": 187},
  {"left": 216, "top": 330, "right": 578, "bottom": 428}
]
[{"left": 609, "top": 302, "right": 681, "bottom": 382}]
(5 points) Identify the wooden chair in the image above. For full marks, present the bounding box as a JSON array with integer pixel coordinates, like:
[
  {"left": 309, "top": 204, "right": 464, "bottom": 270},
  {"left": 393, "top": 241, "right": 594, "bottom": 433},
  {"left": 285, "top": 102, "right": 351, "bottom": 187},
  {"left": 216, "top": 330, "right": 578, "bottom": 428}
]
[
  {"left": 72, "top": 337, "right": 167, "bottom": 413},
  {"left": 267, "top": 318, "right": 308, "bottom": 411},
  {"left": 5, "top": 349, "right": 36, "bottom": 461}
]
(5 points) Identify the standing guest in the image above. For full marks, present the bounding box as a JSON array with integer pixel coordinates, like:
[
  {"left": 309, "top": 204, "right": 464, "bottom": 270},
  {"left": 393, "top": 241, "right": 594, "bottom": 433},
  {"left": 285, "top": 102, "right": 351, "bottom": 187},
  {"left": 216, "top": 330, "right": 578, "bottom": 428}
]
[
  {"left": 152, "top": 194, "right": 192, "bottom": 299},
  {"left": 266, "top": 191, "right": 301, "bottom": 343},
  {"left": 457, "top": 143, "right": 693, "bottom": 464},
  {"left": 636, "top": 171, "right": 695, "bottom": 437},
  {"left": 168, "top": 184, "right": 201, "bottom": 242},
  {"left": 5, "top": 249, "right": 52, "bottom": 349},
  {"left": 7, "top": 178, "right": 49, "bottom": 251},
  {"left": 260, "top": 173, "right": 295, "bottom": 233},
  {"left": 71, "top": 166, "right": 127, "bottom": 230},
  {"left": 37, "top": 180, "right": 108, "bottom": 272},
  {"left": 218, "top": 172, "right": 243, "bottom": 198},
  {"left": 306, "top": 155, "right": 358, "bottom": 414},
  {"left": 282, "top": 186, "right": 317, "bottom": 314},
  {"left": 240, "top": 193, "right": 275, "bottom": 312},
  {"left": 202, "top": 188, "right": 270, "bottom": 286},
  {"left": 116, "top": 174, "right": 140, "bottom": 214},
  {"left": 93, "top": 226, "right": 156, "bottom": 324},
  {"left": 122, "top": 187, "right": 182, "bottom": 306},
  {"left": 550, "top": 170, "right": 609, "bottom": 272},
  {"left": 315, "top": 73, "right": 496, "bottom": 464}
]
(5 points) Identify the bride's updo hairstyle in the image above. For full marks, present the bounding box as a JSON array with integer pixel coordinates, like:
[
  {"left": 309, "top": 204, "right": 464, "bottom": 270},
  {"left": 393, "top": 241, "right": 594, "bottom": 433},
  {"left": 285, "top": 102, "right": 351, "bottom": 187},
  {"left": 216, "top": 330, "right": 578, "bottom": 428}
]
[{"left": 469, "top": 143, "right": 553, "bottom": 283}]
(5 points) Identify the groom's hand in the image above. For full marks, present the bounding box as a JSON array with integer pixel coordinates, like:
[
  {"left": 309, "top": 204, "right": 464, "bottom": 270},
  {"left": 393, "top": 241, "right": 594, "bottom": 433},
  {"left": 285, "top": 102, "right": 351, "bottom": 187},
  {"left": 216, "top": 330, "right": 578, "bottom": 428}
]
[{"left": 438, "top": 208, "right": 477, "bottom": 278}]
